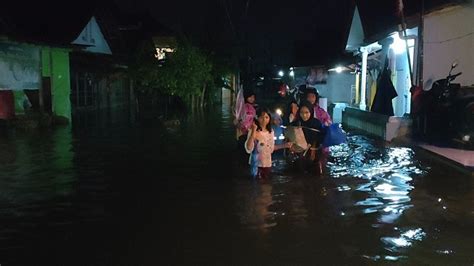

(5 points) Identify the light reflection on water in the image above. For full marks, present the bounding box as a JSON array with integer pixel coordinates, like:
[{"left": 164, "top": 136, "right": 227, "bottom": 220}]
[
  {"left": 326, "top": 136, "right": 424, "bottom": 261},
  {"left": 236, "top": 134, "right": 473, "bottom": 263}
]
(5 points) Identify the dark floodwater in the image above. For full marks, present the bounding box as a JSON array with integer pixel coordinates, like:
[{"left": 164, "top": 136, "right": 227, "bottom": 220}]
[{"left": 0, "top": 107, "right": 473, "bottom": 265}]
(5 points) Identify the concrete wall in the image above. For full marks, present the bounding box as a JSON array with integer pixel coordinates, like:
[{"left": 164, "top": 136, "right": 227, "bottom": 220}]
[
  {"left": 423, "top": 2, "right": 474, "bottom": 89},
  {"left": 342, "top": 107, "right": 410, "bottom": 141},
  {"left": 342, "top": 107, "right": 388, "bottom": 138}
]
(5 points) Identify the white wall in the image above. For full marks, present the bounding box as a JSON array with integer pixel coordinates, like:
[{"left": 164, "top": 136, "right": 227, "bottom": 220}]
[
  {"left": 317, "top": 72, "right": 354, "bottom": 105},
  {"left": 423, "top": 2, "right": 474, "bottom": 89}
]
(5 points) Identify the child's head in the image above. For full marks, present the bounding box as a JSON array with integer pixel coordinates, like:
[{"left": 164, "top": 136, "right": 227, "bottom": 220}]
[
  {"left": 255, "top": 107, "right": 273, "bottom": 132},
  {"left": 272, "top": 112, "right": 282, "bottom": 126},
  {"left": 244, "top": 90, "right": 256, "bottom": 104}
]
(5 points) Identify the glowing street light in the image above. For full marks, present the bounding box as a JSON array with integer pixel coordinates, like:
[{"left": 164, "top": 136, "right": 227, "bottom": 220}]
[
  {"left": 278, "top": 70, "right": 284, "bottom": 77},
  {"left": 335, "top": 66, "right": 343, "bottom": 73},
  {"left": 390, "top": 33, "right": 406, "bottom": 55}
]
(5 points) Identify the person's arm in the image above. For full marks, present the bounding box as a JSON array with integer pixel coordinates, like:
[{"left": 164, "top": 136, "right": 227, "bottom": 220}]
[
  {"left": 309, "top": 140, "right": 318, "bottom": 161},
  {"left": 274, "top": 141, "right": 293, "bottom": 151},
  {"left": 245, "top": 123, "right": 257, "bottom": 153},
  {"left": 322, "top": 109, "right": 332, "bottom": 126},
  {"left": 289, "top": 113, "right": 296, "bottom": 124},
  {"left": 325, "top": 115, "right": 332, "bottom": 126}
]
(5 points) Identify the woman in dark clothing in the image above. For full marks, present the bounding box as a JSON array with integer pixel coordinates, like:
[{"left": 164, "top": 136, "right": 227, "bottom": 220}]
[
  {"left": 289, "top": 102, "right": 326, "bottom": 172},
  {"left": 290, "top": 102, "right": 324, "bottom": 146}
]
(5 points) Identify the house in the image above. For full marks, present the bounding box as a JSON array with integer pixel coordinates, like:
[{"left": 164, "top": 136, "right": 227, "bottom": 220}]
[
  {"left": 422, "top": 1, "right": 474, "bottom": 89},
  {"left": 69, "top": 4, "right": 177, "bottom": 124},
  {"left": 340, "top": 0, "right": 473, "bottom": 141},
  {"left": 0, "top": 2, "right": 92, "bottom": 122},
  {"left": 0, "top": 1, "right": 176, "bottom": 125}
]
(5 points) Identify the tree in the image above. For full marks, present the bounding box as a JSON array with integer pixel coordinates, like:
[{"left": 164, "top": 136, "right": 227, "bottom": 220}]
[
  {"left": 130, "top": 39, "right": 237, "bottom": 113},
  {"left": 157, "top": 43, "right": 213, "bottom": 109},
  {"left": 130, "top": 40, "right": 162, "bottom": 93}
]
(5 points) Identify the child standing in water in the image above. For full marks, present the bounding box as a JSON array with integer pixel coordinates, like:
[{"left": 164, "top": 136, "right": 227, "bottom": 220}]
[
  {"left": 245, "top": 108, "right": 275, "bottom": 178},
  {"left": 236, "top": 91, "right": 257, "bottom": 161}
]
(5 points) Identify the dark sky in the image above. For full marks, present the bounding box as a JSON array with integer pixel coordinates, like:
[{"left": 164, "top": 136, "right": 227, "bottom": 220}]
[
  {"left": 114, "top": 0, "right": 356, "bottom": 67},
  {"left": 4, "top": 0, "right": 448, "bottom": 68},
  {"left": 113, "top": 0, "right": 459, "bottom": 71},
  {"left": 3, "top": 0, "right": 451, "bottom": 70}
]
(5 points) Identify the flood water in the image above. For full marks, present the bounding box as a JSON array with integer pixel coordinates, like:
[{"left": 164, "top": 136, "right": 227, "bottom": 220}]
[{"left": 0, "top": 107, "right": 473, "bottom": 265}]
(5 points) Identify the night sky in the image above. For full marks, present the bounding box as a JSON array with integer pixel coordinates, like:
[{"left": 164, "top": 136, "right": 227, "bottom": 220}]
[
  {"left": 2, "top": 0, "right": 417, "bottom": 69},
  {"left": 114, "top": 0, "right": 356, "bottom": 67}
]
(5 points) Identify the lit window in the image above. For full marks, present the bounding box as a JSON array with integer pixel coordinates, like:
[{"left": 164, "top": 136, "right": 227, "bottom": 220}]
[{"left": 155, "top": 47, "right": 175, "bottom": 60}]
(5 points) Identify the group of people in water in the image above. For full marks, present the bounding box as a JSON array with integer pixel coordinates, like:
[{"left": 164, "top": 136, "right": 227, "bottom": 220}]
[{"left": 234, "top": 87, "right": 333, "bottom": 179}]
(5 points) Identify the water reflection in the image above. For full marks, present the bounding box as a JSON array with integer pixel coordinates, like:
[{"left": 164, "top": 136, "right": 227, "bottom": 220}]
[
  {"left": 325, "top": 135, "right": 427, "bottom": 261},
  {"left": 0, "top": 109, "right": 473, "bottom": 264},
  {"left": 0, "top": 127, "right": 75, "bottom": 204},
  {"left": 232, "top": 134, "right": 440, "bottom": 262},
  {"left": 235, "top": 180, "right": 276, "bottom": 233},
  {"left": 0, "top": 126, "right": 77, "bottom": 263}
]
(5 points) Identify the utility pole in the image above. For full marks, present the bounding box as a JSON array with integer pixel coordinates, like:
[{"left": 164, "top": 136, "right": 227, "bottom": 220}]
[{"left": 38, "top": 48, "right": 44, "bottom": 113}]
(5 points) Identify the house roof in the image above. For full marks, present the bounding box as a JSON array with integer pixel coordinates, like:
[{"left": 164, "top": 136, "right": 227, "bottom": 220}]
[
  {"left": 352, "top": 0, "right": 467, "bottom": 45},
  {"left": 83, "top": 0, "right": 175, "bottom": 56}
]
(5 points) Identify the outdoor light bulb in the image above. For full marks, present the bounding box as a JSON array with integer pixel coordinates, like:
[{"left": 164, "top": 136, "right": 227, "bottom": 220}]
[
  {"left": 278, "top": 70, "right": 284, "bottom": 77},
  {"left": 335, "top": 67, "right": 343, "bottom": 73},
  {"left": 276, "top": 109, "right": 283, "bottom": 116},
  {"left": 289, "top": 70, "right": 294, "bottom": 77},
  {"left": 462, "top": 135, "right": 470, "bottom": 142},
  {"left": 390, "top": 34, "right": 405, "bottom": 54}
]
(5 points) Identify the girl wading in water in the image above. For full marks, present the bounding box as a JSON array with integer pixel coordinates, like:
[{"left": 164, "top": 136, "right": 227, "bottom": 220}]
[{"left": 245, "top": 107, "right": 291, "bottom": 178}]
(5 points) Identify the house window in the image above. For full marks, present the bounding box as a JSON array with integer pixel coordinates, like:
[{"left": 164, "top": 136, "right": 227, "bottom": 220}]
[{"left": 155, "top": 47, "right": 175, "bottom": 60}]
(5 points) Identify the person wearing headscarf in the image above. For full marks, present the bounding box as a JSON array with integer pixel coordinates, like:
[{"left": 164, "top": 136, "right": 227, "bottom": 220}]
[
  {"left": 305, "top": 88, "right": 332, "bottom": 126},
  {"left": 291, "top": 101, "right": 324, "bottom": 145},
  {"left": 290, "top": 101, "right": 327, "bottom": 163}
]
